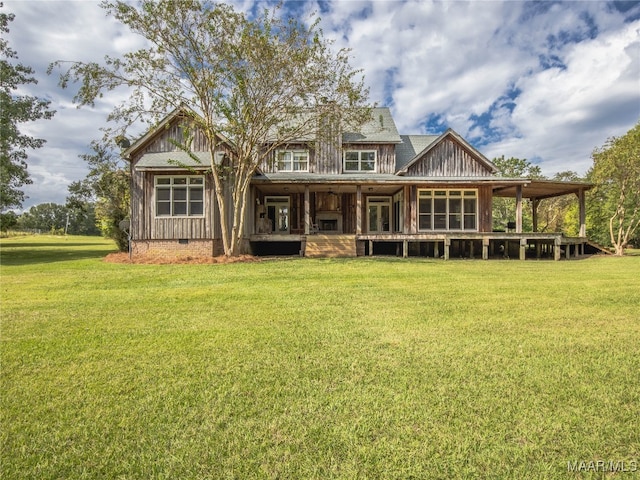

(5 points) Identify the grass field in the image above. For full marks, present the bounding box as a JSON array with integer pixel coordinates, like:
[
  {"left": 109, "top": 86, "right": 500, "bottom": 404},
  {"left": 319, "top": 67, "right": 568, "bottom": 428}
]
[{"left": 1, "top": 235, "right": 639, "bottom": 479}]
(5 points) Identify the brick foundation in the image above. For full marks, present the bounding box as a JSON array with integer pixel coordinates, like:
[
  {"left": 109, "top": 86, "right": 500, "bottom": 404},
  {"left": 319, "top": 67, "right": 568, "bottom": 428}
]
[{"left": 132, "top": 239, "right": 218, "bottom": 258}]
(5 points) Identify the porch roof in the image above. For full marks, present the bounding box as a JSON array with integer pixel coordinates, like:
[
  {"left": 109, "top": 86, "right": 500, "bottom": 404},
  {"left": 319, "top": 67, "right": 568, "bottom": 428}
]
[
  {"left": 252, "top": 173, "right": 592, "bottom": 200},
  {"left": 134, "top": 151, "right": 211, "bottom": 170},
  {"left": 493, "top": 179, "right": 593, "bottom": 200}
]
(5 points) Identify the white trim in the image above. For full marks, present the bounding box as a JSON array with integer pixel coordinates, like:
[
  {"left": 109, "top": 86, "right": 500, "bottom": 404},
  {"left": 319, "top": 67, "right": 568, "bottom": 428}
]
[
  {"left": 343, "top": 150, "right": 377, "bottom": 172},
  {"left": 154, "top": 175, "right": 205, "bottom": 218},
  {"left": 417, "top": 188, "right": 478, "bottom": 231},
  {"left": 366, "top": 196, "right": 392, "bottom": 233},
  {"left": 276, "top": 150, "right": 309, "bottom": 172}
]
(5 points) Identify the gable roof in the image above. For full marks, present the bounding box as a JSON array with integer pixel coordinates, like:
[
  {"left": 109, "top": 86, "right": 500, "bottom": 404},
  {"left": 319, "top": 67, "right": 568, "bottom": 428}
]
[
  {"left": 121, "top": 106, "right": 233, "bottom": 161},
  {"left": 396, "top": 128, "right": 498, "bottom": 176},
  {"left": 395, "top": 135, "right": 439, "bottom": 171}
]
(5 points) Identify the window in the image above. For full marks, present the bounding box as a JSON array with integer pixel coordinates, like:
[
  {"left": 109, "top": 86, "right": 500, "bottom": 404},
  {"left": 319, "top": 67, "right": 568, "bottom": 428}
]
[
  {"left": 343, "top": 151, "right": 376, "bottom": 172},
  {"left": 418, "top": 189, "right": 477, "bottom": 231},
  {"left": 277, "top": 150, "right": 308, "bottom": 172},
  {"left": 155, "top": 176, "right": 204, "bottom": 217}
]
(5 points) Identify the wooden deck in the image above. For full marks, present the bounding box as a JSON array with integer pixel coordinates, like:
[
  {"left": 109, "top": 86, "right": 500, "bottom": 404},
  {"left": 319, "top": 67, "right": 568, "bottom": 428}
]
[{"left": 250, "top": 232, "right": 592, "bottom": 260}]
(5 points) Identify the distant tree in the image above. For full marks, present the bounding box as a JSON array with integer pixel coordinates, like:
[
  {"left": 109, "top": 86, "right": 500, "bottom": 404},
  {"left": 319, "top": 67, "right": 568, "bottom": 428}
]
[
  {"left": 0, "top": 209, "right": 17, "bottom": 231},
  {"left": 18, "top": 203, "right": 67, "bottom": 233},
  {"left": 492, "top": 156, "right": 544, "bottom": 231},
  {"left": 587, "top": 122, "right": 640, "bottom": 255},
  {"left": 51, "top": 0, "right": 371, "bottom": 256},
  {"left": 0, "top": 5, "right": 55, "bottom": 213},
  {"left": 67, "top": 141, "right": 129, "bottom": 250}
]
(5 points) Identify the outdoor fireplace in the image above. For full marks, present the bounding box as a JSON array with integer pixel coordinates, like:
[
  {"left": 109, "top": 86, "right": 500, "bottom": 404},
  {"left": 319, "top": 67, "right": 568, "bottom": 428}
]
[{"left": 316, "top": 212, "right": 342, "bottom": 233}]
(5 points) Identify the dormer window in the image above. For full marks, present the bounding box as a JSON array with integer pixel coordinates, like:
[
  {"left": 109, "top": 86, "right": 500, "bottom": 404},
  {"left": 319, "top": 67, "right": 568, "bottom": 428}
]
[
  {"left": 277, "top": 150, "right": 308, "bottom": 172},
  {"left": 344, "top": 151, "right": 376, "bottom": 172}
]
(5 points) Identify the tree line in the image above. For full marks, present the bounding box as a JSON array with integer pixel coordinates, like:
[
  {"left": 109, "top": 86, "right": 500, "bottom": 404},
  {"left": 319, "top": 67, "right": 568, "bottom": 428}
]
[{"left": 1, "top": 1, "right": 638, "bottom": 254}]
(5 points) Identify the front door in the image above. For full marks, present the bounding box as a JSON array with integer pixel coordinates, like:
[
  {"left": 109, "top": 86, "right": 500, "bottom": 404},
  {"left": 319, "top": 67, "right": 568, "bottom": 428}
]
[
  {"left": 367, "top": 197, "right": 391, "bottom": 233},
  {"left": 265, "top": 196, "right": 290, "bottom": 234}
]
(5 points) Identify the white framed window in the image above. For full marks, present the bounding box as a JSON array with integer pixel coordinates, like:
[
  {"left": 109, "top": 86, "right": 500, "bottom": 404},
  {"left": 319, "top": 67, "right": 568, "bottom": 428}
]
[
  {"left": 343, "top": 150, "right": 376, "bottom": 172},
  {"left": 418, "top": 189, "right": 477, "bottom": 231},
  {"left": 155, "top": 176, "right": 204, "bottom": 217},
  {"left": 277, "top": 150, "right": 308, "bottom": 172}
]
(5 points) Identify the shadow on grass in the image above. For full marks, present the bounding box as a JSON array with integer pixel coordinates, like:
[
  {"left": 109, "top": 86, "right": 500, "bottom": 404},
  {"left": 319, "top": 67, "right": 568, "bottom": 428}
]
[{"left": 0, "top": 241, "right": 117, "bottom": 266}]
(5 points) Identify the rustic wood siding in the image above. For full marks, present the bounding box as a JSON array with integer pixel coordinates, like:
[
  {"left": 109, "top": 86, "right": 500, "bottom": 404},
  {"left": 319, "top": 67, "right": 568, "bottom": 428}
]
[
  {"left": 405, "top": 138, "right": 493, "bottom": 177},
  {"left": 132, "top": 171, "right": 215, "bottom": 240},
  {"left": 143, "top": 120, "right": 211, "bottom": 153},
  {"left": 342, "top": 144, "right": 396, "bottom": 174},
  {"left": 478, "top": 185, "right": 493, "bottom": 233}
]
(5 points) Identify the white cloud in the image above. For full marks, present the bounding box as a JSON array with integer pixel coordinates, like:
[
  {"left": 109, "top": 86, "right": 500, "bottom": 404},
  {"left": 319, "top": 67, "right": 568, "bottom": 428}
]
[{"left": 3, "top": 0, "right": 639, "bottom": 211}]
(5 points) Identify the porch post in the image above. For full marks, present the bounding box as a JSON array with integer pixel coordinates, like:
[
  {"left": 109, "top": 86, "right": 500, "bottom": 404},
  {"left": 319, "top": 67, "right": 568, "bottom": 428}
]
[
  {"left": 578, "top": 188, "right": 586, "bottom": 237},
  {"left": 516, "top": 185, "right": 523, "bottom": 233},
  {"left": 532, "top": 198, "right": 539, "bottom": 233},
  {"left": 356, "top": 185, "right": 362, "bottom": 235},
  {"left": 304, "top": 185, "right": 310, "bottom": 235}
]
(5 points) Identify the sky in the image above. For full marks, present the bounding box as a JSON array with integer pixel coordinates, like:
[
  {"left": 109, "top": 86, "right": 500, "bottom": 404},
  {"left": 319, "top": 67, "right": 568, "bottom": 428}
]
[{"left": 4, "top": 0, "right": 640, "bottom": 211}]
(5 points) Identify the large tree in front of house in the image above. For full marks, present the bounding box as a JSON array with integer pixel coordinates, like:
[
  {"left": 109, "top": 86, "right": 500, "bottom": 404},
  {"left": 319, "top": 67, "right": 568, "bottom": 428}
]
[
  {"left": 587, "top": 122, "right": 640, "bottom": 255},
  {"left": 1, "top": 6, "right": 55, "bottom": 215},
  {"left": 50, "top": 0, "right": 371, "bottom": 256}
]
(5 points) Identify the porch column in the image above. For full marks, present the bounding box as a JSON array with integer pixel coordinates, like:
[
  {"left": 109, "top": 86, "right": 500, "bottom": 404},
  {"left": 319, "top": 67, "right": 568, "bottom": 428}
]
[
  {"left": 304, "top": 185, "right": 310, "bottom": 235},
  {"left": 532, "top": 198, "right": 539, "bottom": 233},
  {"left": 578, "top": 188, "right": 586, "bottom": 237},
  {"left": 356, "top": 185, "right": 362, "bottom": 235},
  {"left": 516, "top": 185, "right": 523, "bottom": 233}
]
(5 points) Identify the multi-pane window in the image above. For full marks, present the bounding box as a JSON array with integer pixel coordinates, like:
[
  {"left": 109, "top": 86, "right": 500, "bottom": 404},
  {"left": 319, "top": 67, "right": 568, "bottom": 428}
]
[
  {"left": 418, "top": 189, "right": 477, "bottom": 230},
  {"left": 155, "top": 176, "right": 204, "bottom": 217},
  {"left": 277, "top": 150, "right": 308, "bottom": 172},
  {"left": 344, "top": 151, "right": 376, "bottom": 172}
]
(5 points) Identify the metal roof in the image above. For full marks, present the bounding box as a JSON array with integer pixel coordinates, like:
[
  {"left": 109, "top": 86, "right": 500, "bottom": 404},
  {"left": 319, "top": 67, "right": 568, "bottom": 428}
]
[
  {"left": 395, "top": 135, "right": 439, "bottom": 170},
  {"left": 135, "top": 151, "right": 211, "bottom": 170},
  {"left": 342, "top": 107, "right": 402, "bottom": 144}
]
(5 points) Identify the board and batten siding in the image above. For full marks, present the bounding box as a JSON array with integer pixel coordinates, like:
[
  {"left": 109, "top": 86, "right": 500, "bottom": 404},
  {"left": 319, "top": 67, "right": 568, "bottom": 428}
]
[
  {"left": 143, "top": 120, "right": 211, "bottom": 154},
  {"left": 130, "top": 170, "right": 215, "bottom": 240},
  {"left": 405, "top": 138, "right": 493, "bottom": 177}
]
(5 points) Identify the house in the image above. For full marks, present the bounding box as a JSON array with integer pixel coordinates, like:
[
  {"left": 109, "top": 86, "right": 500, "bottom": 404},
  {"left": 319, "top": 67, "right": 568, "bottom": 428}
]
[{"left": 122, "top": 107, "right": 593, "bottom": 260}]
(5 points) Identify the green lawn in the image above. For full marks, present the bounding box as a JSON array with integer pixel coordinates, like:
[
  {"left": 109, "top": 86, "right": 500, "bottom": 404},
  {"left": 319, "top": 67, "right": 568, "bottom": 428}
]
[{"left": 1, "top": 236, "right": 639, "bottom": 479}]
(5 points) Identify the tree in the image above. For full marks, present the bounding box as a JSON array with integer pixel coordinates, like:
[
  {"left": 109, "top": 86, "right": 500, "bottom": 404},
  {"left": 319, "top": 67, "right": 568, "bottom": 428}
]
[
  {"left": 491, "top": 156, "right": 544, "bottom": 231},
  {"left": 17, "top": 203, "right": 68, "bottom": 233},
  {"left": 67, "top": 141, "right": 129, "bottom": 250},
  {"left": 51, "top": 0, "right": 370, "bottom": 256},
  {"left": 0, "top": 5, "right": 55, "bottom": 212},
  {"left": 536, "top": 170, "right": 582, "bottom": 234},
  {"left": 587, "top": 122, "right": 640, "bottom": 255}
]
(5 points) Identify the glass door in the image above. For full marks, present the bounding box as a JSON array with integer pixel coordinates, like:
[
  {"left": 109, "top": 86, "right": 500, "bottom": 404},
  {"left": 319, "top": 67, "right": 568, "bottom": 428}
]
[
  {"left": 367, "top": 197, "right": 391, "bottom": 233},
  {"left": 265, "top": 196, "right": 290, "bottom": 234}
]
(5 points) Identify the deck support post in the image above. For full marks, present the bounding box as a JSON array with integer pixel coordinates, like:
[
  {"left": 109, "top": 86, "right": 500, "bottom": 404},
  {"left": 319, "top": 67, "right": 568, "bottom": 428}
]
[
  {"left": 444, "top": 238, "right": 450, "bottom": 260},
  {"left": 482, "top": 237, "right": 489, "bottom": 260},
  {"left": 434, "top": 241, "right": 440, "bottom": 258},
  {"left": 520, "top": 238, "right": 527, "bottom": 261},
  {"left": 554, "top": 237, "right": 562, "bottom": 261},
  {"left": 536, "top": 241, "right": 541, "bottom": 259},
  {"left": 369, "top": 240, "right": 373, "bottom": 256},
  {"left": 469, "top": 240, "right": 474, "bottom": 259}
]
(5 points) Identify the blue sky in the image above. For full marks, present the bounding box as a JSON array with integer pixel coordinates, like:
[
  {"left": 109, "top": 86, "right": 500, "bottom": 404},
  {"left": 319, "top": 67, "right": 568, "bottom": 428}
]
[{"left": 4, "top": 0, "right": 640, "bottom": 210}]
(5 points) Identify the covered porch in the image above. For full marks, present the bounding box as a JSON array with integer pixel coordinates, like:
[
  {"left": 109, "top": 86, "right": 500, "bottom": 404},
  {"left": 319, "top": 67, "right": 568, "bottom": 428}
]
[{"left": 248, "top": 176, "right": 592, "bottom": 260}]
